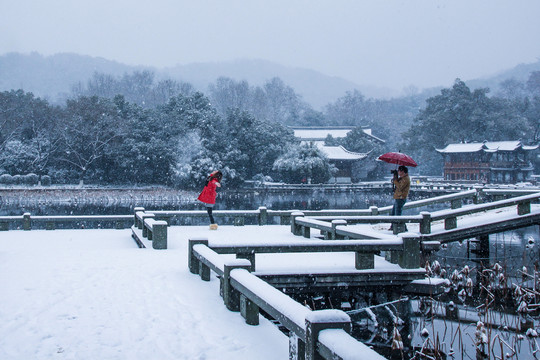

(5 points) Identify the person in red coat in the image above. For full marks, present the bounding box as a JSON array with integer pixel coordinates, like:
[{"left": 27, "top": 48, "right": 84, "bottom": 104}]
[{"left": 197, "top": 170, "right": 222, "bottom": 229}]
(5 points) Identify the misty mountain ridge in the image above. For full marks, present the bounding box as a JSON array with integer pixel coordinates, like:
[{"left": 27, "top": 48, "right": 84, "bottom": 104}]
[
  {"left": 162, "top": 59, "right": 399, "bottom": 107},
  {"left": 1, "top": 52, "right": 539, "bottom": 109},
  {"left": 0, "top": 52, "right": 394, "bottom": 108}
]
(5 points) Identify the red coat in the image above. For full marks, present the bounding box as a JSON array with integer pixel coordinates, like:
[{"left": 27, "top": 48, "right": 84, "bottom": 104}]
[{"left": 197, "top": 178, "right": 219, "bottom": 205}]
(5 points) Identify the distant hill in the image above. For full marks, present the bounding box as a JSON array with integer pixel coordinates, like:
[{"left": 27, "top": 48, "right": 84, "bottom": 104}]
[
  {"left": 1, "top": 52, "right": 539, "bottom": 109},
  {"left": 0, "top": 52, "right": 144, "bottom": 102},
  {"left": 465, "top": 60, "right": 540, "bottom": 93},
  {"left": 0, "top": 52, "right": 395, "bottom": 109},
  {"left": 162, "top": 59, "right": 398, "bottom": 108}
]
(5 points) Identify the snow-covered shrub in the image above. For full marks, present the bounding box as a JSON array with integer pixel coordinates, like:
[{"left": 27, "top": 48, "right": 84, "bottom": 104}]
[
  {"left": 41, "top": 175, "right": 52, "bottom": 186},
  {"left": 24, "top": 173, "right": 39, "bottom": 185},
  {"left": 12, "top": 174, "right": 22, "bottom": 185},
  {"left": 272, "top": 143, "right": 336, "bottom": 184},
  {"left": 0, "top": 174, "right": 14, "bottom": 185},
  {"left": 252, "top": 173, "right": 273, "bottom": 184}
]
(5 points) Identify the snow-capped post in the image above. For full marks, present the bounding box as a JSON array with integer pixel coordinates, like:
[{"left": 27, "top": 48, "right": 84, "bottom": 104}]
[
  {"left": 450, "top": 198, "right": 462, "bottom": 209},
  {"left": 223, "top": 260, "right": 252, "bottom": 311},
  {"left": 141, "top": 213, "right": 155, "bottom": 238},
  {"left": 133, "top": 207, "right": 144, "bottom": 227},
  {"left": 258, "top": 206, "right": 268, "bottom": 226},
  {"left": 331, "top": 219, "right": 347, "bottom": 240},
  {"left": 370, "top": 206, "right": 379, "bottom": 215},
  {"left": 355, "top": 251, "right": 375, "bottom": 269},
  {"left": 444, "top": 216, "right": 457, "bottom": 230},
  {"left": 23, "top": 213, "right": 31, "bottom": 231},
  {"left": 188, "top": 238, "right": 209, "bottom": 275},
  {"left": 291, "top": 211, "right": 304, "bottom": 235},
  {"left": 420, "top": 212, "right": 432, "bottom": 234},
  {"left": 399, "top": 234, "right": 421, "bottom": 269},
  {"left": 304, "top": 310, "right": 352, "bottom": 360},
  {"left": 150, "top": 220, "right": 168, "bottom": 250},
  {"left": 517, "top": 199, "right": 531, "bottom": 215},
  {"left": 236, "top": 253, "right": 256, "bottom": 272}
]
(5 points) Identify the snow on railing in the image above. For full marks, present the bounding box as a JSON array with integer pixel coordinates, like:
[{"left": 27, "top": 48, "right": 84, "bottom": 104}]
[{"left": 189, "top": 239, "right": 385, "bottom": 359}]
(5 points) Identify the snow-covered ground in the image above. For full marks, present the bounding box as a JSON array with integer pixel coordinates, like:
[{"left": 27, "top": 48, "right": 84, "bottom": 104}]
[{"left": 1, "top": 226, "right": 305, "bottom": 360}]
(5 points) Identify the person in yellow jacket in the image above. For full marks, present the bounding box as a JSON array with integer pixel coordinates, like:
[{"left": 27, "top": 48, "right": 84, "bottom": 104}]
[{"left": 389, "top": 165, "right": 411, "bottom": 230}]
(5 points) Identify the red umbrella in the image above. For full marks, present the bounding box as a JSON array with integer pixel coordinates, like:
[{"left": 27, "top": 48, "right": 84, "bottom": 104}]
[{"left": 377, "top": 152, "right": 418, "bottom": 167}]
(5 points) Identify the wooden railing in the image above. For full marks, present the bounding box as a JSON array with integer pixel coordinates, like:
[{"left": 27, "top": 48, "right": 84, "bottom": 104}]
[
  {"left": 0, "top": 212, "right": 132, "bottom": 231},
  {"left": 131, "top": 207, "right": 168, "bottom": 249},
  {"left": 290, "top": 192, "right": 540, "bottom": 242},
  {"left": 188, "top": 239, "right": 386, "bottom": 360}
]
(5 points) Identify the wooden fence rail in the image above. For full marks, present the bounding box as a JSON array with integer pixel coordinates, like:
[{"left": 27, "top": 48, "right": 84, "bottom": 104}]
[
  {"left": 188, "top": 239, "right": 386, "bottom": 360},
  {"left": 0, "top": 212, "right": 132, "bottom": 231},
  {"left": 291, "top": 192, "right": 540, "bottom": 239}
]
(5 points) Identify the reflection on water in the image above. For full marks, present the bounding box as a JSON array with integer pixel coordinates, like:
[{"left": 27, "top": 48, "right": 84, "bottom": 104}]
[{"left": 0, "top": 188, "right": 393, "bottom": 215}]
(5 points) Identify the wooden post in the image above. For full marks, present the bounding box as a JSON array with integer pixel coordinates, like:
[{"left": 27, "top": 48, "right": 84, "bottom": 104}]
[
  {"left": 420, "top": 212, "right": 431, "bottom": 234},
  {"left": 399, "top": 234, "right": 421, "bottom": 269},
  {"left": 370, "top": 206, "right": 379, "bottom": 215},
  {"left": 46, "top": 221, "right": 55, "bottom": 230},
  {"left": 518, "top": 201, "right": 531, "bottom": 215},
  {"left": 240, "top": 294, "right": 259, "bottom": 325},
  {"left": 289, "top": 333, "right": 305, "bottom": 360},
  {"left": 305, "top": 310, "right": 352, "bottom": 360},
  {"left": 474, "top": 235, "right": 490, "bottom": 262},
  {"left": 236, "top": 253, "right": 255, "bottom": 271},
  {"left": 133, "top": 207, "right": 145, "bottom": 227},
  {"left": 450, "top": 199, "right": 462, "bottom": 209},
  {"left": 142, "top": 214, "right": 155, "bottom": 238},
  {"left": 355, "top": 252, "right": 375, "bottom": 269},
  {"left": 331, "top": 220, "right": 347, "bottom": 240},
  {"left": 302, "top": 225, "right": 311, "bottom": 239},
  {"left": 258, "top": 206, "right": 268, "bottom": 226},
  {"left": 223, "top": 260, "right": 252, "bottom": 311},
  {"left": 291, "top": 212, "right": 304, "bottom": 235},
  {"left": 199, "top": 261, "right": 211, "bottom": 281},
  {"left": 151, "top": 220, "right": 168, "bottom": 250},
  {"left": 23, "top": 213, "right": 31, "bottom": 231},
  {"left": 444, "top": 216, "right": 457, "bottom": 230},
  {"left": 393, "top": 221, "right": 407, "bottom": 234},
  {"left": 188, "top": 238, "right": 208, "bottom": 274}
]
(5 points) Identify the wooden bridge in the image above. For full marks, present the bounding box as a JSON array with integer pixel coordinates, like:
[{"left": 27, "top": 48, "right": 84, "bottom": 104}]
[{"left": 2, "top": 187, "right": 540, "bottom": 359}]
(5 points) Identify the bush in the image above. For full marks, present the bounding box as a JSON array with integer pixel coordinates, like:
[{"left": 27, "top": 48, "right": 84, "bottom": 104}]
[
  {"left": 0, "top": 174, "right": 13, "bottom": 185},
  {"left": 41, "top": 175, "right": 52, "bottom": 186},
  {"left": 12, "top": 174, "right": 22, "bottom": 185},
  {"left": 24, "top": 173, "right": 39, "bottom": 185}
]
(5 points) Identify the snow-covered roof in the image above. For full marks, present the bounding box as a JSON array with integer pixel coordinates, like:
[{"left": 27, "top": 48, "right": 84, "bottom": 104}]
[
  {"left": 436, "top": 141, "right": 539, "bottom": 153},
  {"left": 315, "top": 143, "right": 368, "bottom": 161},
  {"left": 291, "top": 126, "right": 385, "bottom": 144},
  {"left": 292, "top": 127, "right": 354, "bottom": 140}
]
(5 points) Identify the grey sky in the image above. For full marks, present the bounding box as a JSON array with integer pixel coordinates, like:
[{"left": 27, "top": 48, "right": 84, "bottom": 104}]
[{"left": 1, "top": 0, "right": 539, "bottom": 90}]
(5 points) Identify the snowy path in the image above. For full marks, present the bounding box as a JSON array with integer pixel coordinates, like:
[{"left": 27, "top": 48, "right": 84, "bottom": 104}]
[{"left": 0, "top": 227, "right": 291, "bottom": 360}]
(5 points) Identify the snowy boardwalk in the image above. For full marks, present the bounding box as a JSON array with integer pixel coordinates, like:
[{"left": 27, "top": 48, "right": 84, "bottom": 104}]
[{"left": 0, "top": 226, "right": 294, "bottom": 360}]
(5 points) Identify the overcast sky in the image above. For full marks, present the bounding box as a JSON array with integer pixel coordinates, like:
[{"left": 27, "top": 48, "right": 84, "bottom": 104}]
[{"left": 1, "top": 0, "right": 539, "bottom": 90}]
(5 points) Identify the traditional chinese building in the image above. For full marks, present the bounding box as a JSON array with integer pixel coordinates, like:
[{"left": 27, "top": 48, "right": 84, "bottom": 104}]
[
  {"left": 436, "top": 140, "right": 538, "bottom": 183},
  {"left": 290, "top": 126, "right": 384, "bottom": 183}
]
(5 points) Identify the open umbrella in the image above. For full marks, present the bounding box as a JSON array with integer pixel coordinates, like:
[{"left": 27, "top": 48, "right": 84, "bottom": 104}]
[{"left": 377, "top": 152, "right": 418, "bottom": 167}]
